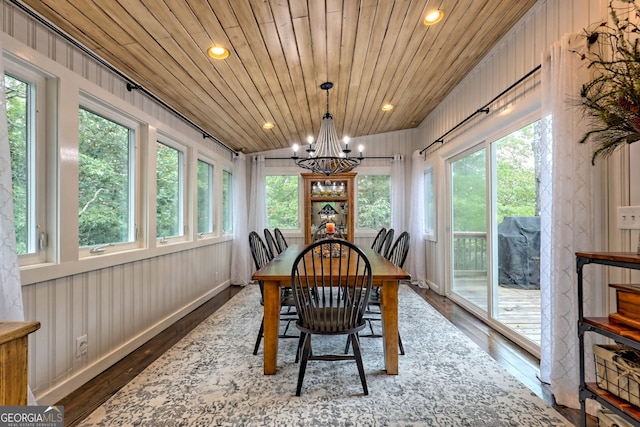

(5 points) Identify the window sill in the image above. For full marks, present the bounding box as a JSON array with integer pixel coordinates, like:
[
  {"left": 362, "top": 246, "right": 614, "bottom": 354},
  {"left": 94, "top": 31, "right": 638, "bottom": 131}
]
[{"left": 19, "top": 235, "right": 233, "bottom": 286}]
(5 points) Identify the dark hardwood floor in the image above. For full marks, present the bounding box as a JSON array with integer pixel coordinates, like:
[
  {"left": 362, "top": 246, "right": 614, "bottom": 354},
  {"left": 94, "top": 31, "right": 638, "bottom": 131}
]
[
  {"left": 56, "top": 284, "right": 595, "bottom": 426},
  {"left": 410, "top": 285, "right": 596, "bottom": 427},
  {"left": 56, "top": 285, "right": 243, "bottom": 426}
]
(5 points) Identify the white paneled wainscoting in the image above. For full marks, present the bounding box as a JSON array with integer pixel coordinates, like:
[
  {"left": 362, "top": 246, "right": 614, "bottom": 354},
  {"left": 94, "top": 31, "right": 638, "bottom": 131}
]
[{"left": 22, "top": 240, "right": 233, "bottom": 404}]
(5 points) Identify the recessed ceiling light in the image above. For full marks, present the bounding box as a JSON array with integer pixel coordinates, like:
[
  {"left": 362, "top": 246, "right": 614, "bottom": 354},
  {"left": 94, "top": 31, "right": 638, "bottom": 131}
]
[
  {"left": 381, "top": 104, "right": 394, "bottom": 111},
  {"left": 208, "top": 45, "right": 230, "bottom": 59},
  {"left": 262, "top": 122, "right": 274, "bottom": 129},
  {"left": 424, "top": 9, "right": 444, "bottom": 25}
]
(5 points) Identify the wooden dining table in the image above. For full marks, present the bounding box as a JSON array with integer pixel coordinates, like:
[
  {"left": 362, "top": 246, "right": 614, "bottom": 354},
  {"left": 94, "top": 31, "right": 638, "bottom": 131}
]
[{"left": 251, "top": 243, "right": 411, "bottom": 375}]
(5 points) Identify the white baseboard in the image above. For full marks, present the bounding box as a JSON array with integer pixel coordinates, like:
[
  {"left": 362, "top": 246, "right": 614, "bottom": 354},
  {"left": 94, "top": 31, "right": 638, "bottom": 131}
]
[
  {"left": 35, "top": 281, "right": 230, "bottom": 405},
  {"left": 426, "top": 279, "right": 440, "bottom": 294}
]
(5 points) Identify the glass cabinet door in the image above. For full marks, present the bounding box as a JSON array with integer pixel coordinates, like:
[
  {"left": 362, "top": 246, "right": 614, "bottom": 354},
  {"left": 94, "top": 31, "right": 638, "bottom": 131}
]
[{"left": 302, "top": 173, "right": 355, "bottom": 243}]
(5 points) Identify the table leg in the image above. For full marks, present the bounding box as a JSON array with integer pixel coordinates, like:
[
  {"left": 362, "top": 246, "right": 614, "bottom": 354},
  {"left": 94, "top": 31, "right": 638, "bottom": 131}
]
[
  {"left": 263, "top": 280, "right": 281, "bottom": 375},
  {"left": 379, "top": 279, "right": 399, "bottom": 375}
]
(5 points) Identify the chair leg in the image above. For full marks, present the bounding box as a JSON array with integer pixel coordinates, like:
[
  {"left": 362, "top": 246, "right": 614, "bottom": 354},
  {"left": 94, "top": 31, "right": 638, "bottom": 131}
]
[
  {"left": 344, "top": 334, "right": 352, "bottom": 354},
  {"left": 350, "top": 333, "right": 368, "bottom": 396},
  {"left": 282, "top": 319, "right": 293, "bottom": 336},
  {"left": 295, "top": 332, "right": 306, "bottom": 363},
  {"left": 253, "top": 316, "right": 264, "bottom": 355},
  {"left": 367, "top": 318, "right": 375, "bottom": 335},
  {"left": 296, "top": 334, "right": 312, "bottom": 396},
  {"left": 398, "top": 332, "right": 405, "bottom": 356}
]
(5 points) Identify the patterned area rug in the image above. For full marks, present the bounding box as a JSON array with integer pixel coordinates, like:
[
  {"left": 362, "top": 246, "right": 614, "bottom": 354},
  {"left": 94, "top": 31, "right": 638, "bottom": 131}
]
[{"left": 79, "top": 285, "right": 570, "bottom": 426}]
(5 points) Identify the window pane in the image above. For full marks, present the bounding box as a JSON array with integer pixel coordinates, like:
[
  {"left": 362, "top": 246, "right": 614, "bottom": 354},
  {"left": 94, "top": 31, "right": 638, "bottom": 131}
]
[
  {"left": 424, "top": 168, "right": 435, "bottom": 234},
  {"left": 78, "top": 108, "right": 133, "bottom": 246},
  {"left": 496, "top": 123, "right": 539, "bottom": 222},
  {"left": 266, "top": 175, "right": 299, "bottom": 229},
  {"left": 494, "top": 120, "right": 541, "bottom": 345},
  {"left": 451, "top": 148, "right": 487, "bottom": 310},
  {"left": 357, "top": 175, "right": 391, "bottom": 229},
  {"left": 197, "top": 159, "right": 214, "bottom": 234},
  {"left": 156, "top": 142, "right": 183, "bottom": 238},
  {"left": 222, "top": 170, "right": 232, "bottom": 233},
  {"left": 6, "top": 74, "right": 33, "bottom": 255}
]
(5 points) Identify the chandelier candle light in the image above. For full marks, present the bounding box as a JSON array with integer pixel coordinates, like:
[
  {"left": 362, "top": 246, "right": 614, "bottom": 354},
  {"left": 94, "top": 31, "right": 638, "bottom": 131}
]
[{"left": 292, "top": 82, "right": 363, "bottom": 176}]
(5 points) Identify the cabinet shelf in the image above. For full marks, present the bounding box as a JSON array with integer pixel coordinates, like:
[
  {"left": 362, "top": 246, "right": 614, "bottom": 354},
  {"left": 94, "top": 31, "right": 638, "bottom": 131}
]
[
  {"left": 302, "top": 172, "right": 356, "bottom": 244},
  {"left": 583, "top": 317, "right": 640, "bottom": 342},
  {"left": 309, "top": 196, "right": 349, "bottom": 202},
  {"left": 577, "top": 252, "right": 640, "bottom": 427},
  {"left": 584, "top": 383, "right": 640, "bottom": 423}
]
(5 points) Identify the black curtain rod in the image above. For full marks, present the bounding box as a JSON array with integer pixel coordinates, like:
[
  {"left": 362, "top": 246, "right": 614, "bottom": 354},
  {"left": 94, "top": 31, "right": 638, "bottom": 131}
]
[
  {"left": 9, "top": 0, "right": 238, "bottom": 157},
  {"left": 262, "top": 156, "right": 394, "bottom": 161},
  {"left": 419, "top": 64, "right": 542, "bottom": 155}
]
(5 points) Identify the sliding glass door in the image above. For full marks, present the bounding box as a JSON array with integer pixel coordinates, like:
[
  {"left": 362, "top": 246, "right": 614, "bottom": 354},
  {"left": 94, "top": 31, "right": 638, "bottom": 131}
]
[
  {"left": 492, "top": 122, "right": 541, "bottom": 346},
  {"left": 449, "top": 121, "right": 541, "bottom": 352},
  {"left": 451, "top": 147, "right": 487, "bottom": 310}
]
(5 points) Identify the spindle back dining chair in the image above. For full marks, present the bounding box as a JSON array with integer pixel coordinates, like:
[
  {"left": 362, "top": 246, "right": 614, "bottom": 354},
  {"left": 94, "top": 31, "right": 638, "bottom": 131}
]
[
  {"left": 291, "top": 239, "right": 373, "bottom": 396},
  {"left": 346, "top": 231, "right": 410, "bottom": 356},
  {"left": 249, "top": 231, "right": 297, "bottom": 355},
  {"left": 380, "top": 228, "right": 395, "bottom": 258},
  {"left": 371, "top": 227, "right": 387, "bottom": 253},
  {"left": 274, "top": 228, "right": 288, "bottom": 252},
  {"left": 263, "top": 228, "right": 280, "bottom": 257}
]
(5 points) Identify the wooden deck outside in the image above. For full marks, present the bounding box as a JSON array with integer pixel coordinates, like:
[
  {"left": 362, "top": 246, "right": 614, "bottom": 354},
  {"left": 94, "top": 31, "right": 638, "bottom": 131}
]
[{"left": 453, "top": 277, "right": 541, "bottom": 345}]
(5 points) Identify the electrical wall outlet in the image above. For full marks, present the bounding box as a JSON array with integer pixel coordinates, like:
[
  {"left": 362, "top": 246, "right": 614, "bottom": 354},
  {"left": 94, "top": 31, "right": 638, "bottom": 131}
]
[
  {"left": 618, "top": 206, "right": 640, "bottom": 230},
  {"left": 76, "top": 335, "right": 88, "bottom": 358}
]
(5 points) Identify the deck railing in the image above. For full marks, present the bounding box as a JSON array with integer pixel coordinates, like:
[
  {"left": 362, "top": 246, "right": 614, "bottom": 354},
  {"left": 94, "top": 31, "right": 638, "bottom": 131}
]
[{"left": 453, "top": 231, "right": 487, "bottom": 275}]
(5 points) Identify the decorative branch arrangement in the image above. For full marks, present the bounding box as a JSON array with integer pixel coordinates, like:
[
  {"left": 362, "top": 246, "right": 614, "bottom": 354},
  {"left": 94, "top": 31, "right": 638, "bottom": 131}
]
[{"left": 578, "top": 0, "right": 640, "bottom": 164}]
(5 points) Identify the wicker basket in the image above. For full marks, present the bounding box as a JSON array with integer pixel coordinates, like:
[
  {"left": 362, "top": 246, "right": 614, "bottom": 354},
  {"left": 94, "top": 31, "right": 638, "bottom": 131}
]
[
  {"left": 597, "top": 409, "right": 635, "bottom": 427},
  {"left": 593, "top": 344, "right": 640, "bottom": 407}
]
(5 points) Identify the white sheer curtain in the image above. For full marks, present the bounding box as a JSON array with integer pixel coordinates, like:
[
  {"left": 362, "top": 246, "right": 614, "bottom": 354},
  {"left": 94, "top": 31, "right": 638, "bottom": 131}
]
[
  {"left": 390, "top": 154, "right": 405, "bottom": 232},
  {"left": 230, "top": 153, "right": 251, "bottom": 285},
  {"left": 539, "top": 33, "right": 605, "bottom": 411},
  {"left": 0, "top": 39, "right": 36, "bottom": 404},
  {"left": 0, "top": 45, "right": 25, "bottom": 323},
  {"left": 406, "top": 150, "right": 426, "bottom": 287},
  {"left": 248, "top": 155, "right": 267, "bottom": 236}
]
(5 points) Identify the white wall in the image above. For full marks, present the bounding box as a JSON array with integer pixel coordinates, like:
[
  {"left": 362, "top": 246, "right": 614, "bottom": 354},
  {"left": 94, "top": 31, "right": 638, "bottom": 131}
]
[
  {"left": 2, "top": 0, "right": 234, "bottom": 404},
  {"left": 414, "top": 0, "right": 621, "bottom": 294}
]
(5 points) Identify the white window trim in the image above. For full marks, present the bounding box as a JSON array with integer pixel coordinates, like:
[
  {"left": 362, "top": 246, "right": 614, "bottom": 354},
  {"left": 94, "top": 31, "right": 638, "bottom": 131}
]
[
  {"left": 155, "top": 134, "right": 189, "bottom": 244},
  {"left": 195, "top": 154, "right": 216, "bottom": 239},
  {"left": 424, "top": 165, "right": 436, "bottom": 241},
  {"left": 354, "top": 166, "right": 392, "bottom": 234},
  {"left": 2, "top": 37, "right": 236, "bottom": 285},
  {"left": 78, "top": 96, "right": 143, "bottom": 257},
  {"left": 264, "top": 171, "right": 302, "bottom": 233},
  {"left": 5, "top": 56, "right": 51, "bottom": 266},
  {"left": 221, "top": 168, "right": 233, "bottom": 236}
]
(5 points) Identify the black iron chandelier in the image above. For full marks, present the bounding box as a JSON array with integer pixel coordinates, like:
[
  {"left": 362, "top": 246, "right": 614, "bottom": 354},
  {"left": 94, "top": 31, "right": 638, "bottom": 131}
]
[{"left": 292, "top": 82, "right": 362, "bottom": 176}]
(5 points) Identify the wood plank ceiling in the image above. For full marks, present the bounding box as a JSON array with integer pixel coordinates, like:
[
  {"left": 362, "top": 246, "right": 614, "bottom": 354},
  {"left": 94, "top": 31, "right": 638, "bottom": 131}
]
[{"left": 16, "top": 0, "right": 538, "bottom": 154}]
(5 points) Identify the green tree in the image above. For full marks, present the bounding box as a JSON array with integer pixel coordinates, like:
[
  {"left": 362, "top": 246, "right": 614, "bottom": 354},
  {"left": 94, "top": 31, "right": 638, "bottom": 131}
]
[
  {"left": 197, "top": 160, "right": 213, "bottom": 234},
  {"left": 156, "top": 142, "right": 181, "bottom": 238},
  {"left": 266, "top": 175, "right": 299, "bottom": 229},
  {"left": 452, "top": 150, "right": 486, "bottom": 232},
  {"left": 496, "top": 124, "right": 537, "bottom": 224},
  {"left": 452, "top": 122, "right": 539, "bottom": 232},
  {"left": 357, "top": 175, "right": 390, "bottom": 229},
  {"left": 78, "top": 108, "right": 131, "bottom": 246},
  {"left": 6, "top": 75, "right": 28, "bottom": 254}
]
